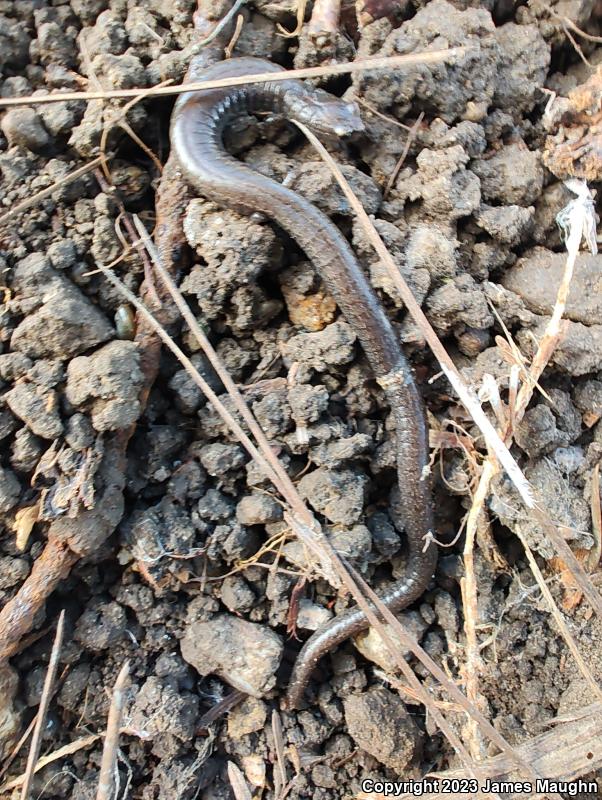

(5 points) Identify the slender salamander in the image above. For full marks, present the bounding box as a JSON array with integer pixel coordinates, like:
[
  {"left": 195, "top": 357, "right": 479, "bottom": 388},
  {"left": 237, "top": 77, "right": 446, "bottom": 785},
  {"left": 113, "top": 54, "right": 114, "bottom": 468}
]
[{"left": 170, "top": 56, "right": 436, "bottom": 709}]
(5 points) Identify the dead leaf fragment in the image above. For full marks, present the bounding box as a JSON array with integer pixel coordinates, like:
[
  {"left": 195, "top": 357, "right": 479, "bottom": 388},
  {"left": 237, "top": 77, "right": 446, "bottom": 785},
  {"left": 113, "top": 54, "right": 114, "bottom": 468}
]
[{"left": 14, "top": 503, "right": 40, "bottom": 551}]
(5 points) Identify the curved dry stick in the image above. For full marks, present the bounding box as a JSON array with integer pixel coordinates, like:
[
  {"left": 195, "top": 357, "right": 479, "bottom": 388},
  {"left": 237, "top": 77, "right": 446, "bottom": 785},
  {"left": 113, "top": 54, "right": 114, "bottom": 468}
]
[{"left": 0, "top": 542, "right": 76, "bottom": 662}]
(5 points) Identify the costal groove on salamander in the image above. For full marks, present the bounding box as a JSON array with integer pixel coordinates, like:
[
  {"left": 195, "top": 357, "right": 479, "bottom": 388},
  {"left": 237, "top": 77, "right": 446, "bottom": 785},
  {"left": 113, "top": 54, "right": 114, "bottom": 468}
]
[{"left": 170, "top": 56, "right": 437, "bottom": 709}]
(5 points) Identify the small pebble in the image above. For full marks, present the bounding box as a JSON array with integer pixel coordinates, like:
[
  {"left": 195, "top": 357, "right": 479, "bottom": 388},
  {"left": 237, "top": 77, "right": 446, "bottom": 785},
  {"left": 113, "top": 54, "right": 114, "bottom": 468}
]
[{"left": 1, "top": 107, "right": 50, "bottom": 152}]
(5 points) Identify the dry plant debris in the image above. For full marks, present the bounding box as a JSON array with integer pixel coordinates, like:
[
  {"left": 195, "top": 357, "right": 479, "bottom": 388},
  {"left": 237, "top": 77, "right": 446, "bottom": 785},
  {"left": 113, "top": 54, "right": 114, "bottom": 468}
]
[{"left": 544, "top": 65, "right": 602, "bottom": 181}]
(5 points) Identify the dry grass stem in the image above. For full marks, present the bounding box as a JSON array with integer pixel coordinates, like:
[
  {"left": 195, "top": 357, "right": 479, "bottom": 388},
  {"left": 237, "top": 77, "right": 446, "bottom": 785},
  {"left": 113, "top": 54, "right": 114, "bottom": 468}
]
[
  {"left": 0, "top": 154, "right": 109, "bottom": 226},
  {"left": 0, "top": 50, "right": 465, "bottom": 107},
  {"left": 19, "top": 611, "right": 65, "bottom": 800},
  {"left": 347, "top": 566, "right": 550, "bottom": 794},
  {"left": 0, "top": 716, "right": 37, "bottom": 783},
  {"left": 462, "top": 459, "right": 496, "bottom": 760},
  {"left": 590, "top": 462, "right": 602, "bottom": 570},
  {"left": 383, "top": 112, "right": 424, "bottom": 199},
  {"left": 198, "top": 0, "right": 247, "bottom": 46},
  {"left": 277, "top": 0, "right": 308, "bottom": 36},
  {"left": 130, "top": 217, "right": 345, "bottom": 584},
  {"left": 384, "top": 702, "right": 602, "bottom": 800},
  {"left": 227, "top": 761, "right": 253, "bottom": 800},
  {"left": 271, "top": 709, "right": 288, "bottom": 796},
  {"left": 95, "top": 661, "right": 130, "bottom": 800},
  {"left": 1, "top": 736, "right": 100, "bottom": 793},
  {"left": 132, "top": 217, "right": 312, "bottom": 525}
]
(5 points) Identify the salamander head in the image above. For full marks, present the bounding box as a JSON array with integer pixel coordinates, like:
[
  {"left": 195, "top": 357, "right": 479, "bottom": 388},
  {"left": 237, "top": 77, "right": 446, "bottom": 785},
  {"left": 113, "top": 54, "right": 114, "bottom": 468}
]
[{"left": 286, "top": 87, "right": 365, "bottom": 138}]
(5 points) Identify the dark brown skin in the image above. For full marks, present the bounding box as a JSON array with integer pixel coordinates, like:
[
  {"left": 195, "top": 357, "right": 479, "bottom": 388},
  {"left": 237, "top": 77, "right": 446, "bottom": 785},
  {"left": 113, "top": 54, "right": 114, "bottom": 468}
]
[{"left": 171, "top": 56, "right": 436, "bottom": 709}]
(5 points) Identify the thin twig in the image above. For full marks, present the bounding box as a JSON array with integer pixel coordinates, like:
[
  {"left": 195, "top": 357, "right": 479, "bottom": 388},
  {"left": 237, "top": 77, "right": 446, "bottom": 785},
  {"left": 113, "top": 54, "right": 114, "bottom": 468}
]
[
  {"left": 96, "top": 661, "right": 130, "bottom": 800},
  {"left": 197, "top": 690, "right": 246, "bottom": 731},
  {"left": 0, "top": 155, "right": 109, "bottom": 226},
  {"left": 356, "top": 96, "right": 413, "bottom": 131},
  {"left": 590, "top": 462, "right": 602, "bottom": 571},
  {"left": 539, "top": 0, "right": 602, "bottom": 43},
  {"left": 1, "top": 736, "right": 100, "bottom": 793},
  {"left": 94, "top": 173, "right": 159, "bottom": 306},
  {"left": 562, "top": 23, "right": 592, "bottom": 67},
  {"left": 198, "top": 0, "right": 247, "bottom": 46},
  {"left": 0, "top": 50, "right": 465, "bottom": 107},
  {"left": 20, "top": 611, "right": 65, "bottom": 800},
  {"left": 277, "top": 0, "right": 308, "bottom": 37},
  {"left": 97, "top": 78, "right": 172, "bottom": 182},
  {"left": 383, "top": 111, "right": 424, "bottom": 199},
  {"left": 225, "top": 13, "right": 245, "bottom": 59}
]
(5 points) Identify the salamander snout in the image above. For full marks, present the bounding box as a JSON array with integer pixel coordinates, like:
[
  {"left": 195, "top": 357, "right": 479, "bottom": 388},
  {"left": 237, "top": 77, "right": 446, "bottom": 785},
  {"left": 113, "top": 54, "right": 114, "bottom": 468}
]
[{"left": 288, "top": 88, "right": 365, "bottom": 139}]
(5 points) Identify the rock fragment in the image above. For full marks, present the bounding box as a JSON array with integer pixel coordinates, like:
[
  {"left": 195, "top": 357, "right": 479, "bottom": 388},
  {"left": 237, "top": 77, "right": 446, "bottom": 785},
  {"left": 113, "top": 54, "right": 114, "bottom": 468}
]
[
  {"left": 74, "top": 601, "right": 127, "bottom": 651},
  {"left": 129, "top": 676, "right": 199, "bottom": 744},
  {"left": 0, "top": 466, "right": 20, "bottom": 513},
  {"left": 353, "top": 610, "right": 428, "bottom": 670},
  {"left": 181, "top": 614, "right": 283, "bottom": 697},
  {"left": 472, "top": 144, "right": 544, "bottom": 206},
  {"left": 343, "top": 686, "right": 421, "bottom": 772},
  {"left": 236, "top": 493, "right": 282, "bottom": 525},
  {"left": 503, "top": 249, "right": 602, "bottom": 325},
  {"left": 4, "top": 383, "right": 63, "bottom": 439},
  {"left": 493, "top": 22, "right": 550, "bottom": 114},
  {"left": 282, "top": 320, "right": 356, "bottom": 373},
  {"left": 298, "top": 467, "right": 368, "bottom": 526},
  {"left": 1, "top": 108, "right": 50, "bottom": 152},
  {"left": 11, "top": 286, "right": 113, "bottom": 360},
  {"left": 66, "top": 341, "right": 143, "bottom": 432}
]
